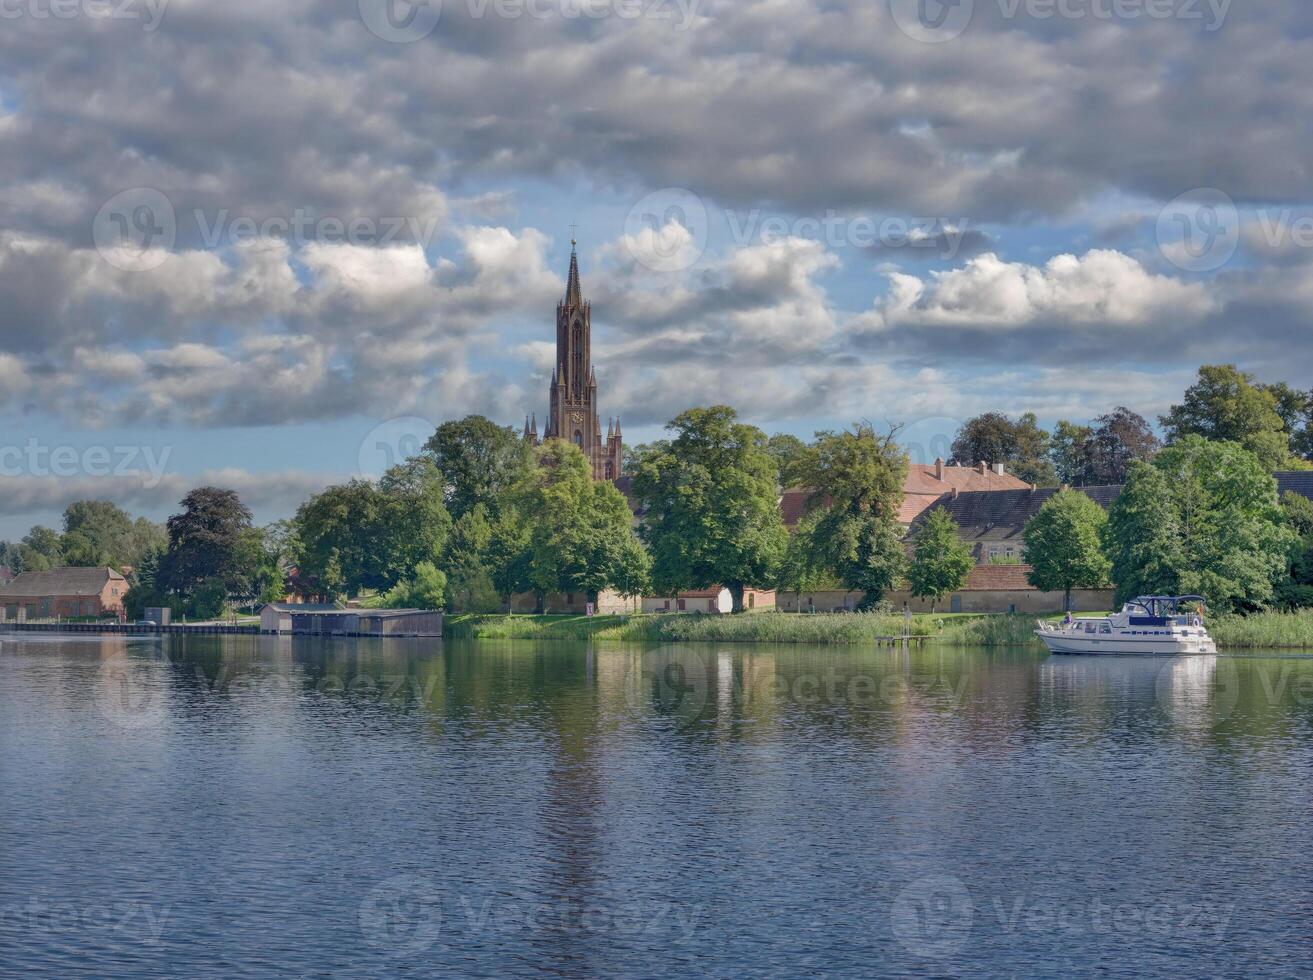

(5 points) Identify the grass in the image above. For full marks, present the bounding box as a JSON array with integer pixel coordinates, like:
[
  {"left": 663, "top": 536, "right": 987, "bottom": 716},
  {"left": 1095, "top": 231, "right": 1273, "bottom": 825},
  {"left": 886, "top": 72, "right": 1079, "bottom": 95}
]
[{"left": 448, "top": 609, "right": 1313, "bottom": 650}]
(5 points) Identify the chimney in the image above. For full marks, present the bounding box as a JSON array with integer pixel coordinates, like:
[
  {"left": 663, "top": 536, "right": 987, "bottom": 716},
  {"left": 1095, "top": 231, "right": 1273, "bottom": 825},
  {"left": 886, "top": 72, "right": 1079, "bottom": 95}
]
[
  {"left": 994, "top": 462, "right": 1005, "bottom": 476},
  {"left": 934, "top": 457, "right": 944, "bottom": 480},
  {"left": 951, "top": 486, "right": 959, "bottom": 500},
  {"left": 977, "top": 460, "right": 988, "bottom": 475}
]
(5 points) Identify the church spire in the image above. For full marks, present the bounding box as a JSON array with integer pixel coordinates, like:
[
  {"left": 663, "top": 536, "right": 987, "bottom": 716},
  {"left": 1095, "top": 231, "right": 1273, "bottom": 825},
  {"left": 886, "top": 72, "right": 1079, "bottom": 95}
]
[{"left": 565, "top": 236, "right": 582, "bottom": 306}]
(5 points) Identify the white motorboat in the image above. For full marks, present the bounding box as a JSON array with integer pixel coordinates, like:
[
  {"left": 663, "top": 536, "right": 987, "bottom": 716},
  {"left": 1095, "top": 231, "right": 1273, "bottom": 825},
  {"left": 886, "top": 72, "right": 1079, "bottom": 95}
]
[{"left": 1035, "top": 596, "right": 1218, "bottom": 656}]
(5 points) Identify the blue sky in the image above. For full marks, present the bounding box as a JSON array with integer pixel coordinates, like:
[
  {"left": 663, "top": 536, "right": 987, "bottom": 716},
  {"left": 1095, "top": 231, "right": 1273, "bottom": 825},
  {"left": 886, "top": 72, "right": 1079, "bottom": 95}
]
[{"left": 2, "top": 0, "right": 1312, "bottom": 538}]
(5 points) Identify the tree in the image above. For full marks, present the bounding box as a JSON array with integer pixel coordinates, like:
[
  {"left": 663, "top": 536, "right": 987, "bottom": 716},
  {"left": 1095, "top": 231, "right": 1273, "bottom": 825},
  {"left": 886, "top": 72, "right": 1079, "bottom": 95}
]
[
  {"left": 61, "top": 501, "right": 134, "bottom": 568},
  {"left": 908, "top": 509, "right": 974, "bottom": 612},
  {"left": 792, "top": 423, "right": 908, "bottom": 610},
  {"left": 440, "top": 504, "right": 503, "bottom": 613},
  {"left": 1281, "top": 491, "right": 1313, "bottom": 538},
  {"left": 766, "top": 433, "right": 810, "bottom": 489},
  {"left": 159, "top": 488, "right": 254, "bottom": 607},
  {"left": 1078, "top": 408, "right": 1160, "bottom": 485},
  {"left": 424, "top": 415, "right": 532, "bottom": 520},
  {"left": 1023, "top": 490, "right": 1111, "bottom": 611},
  {"left": 20, "top": 526, "right": 63, "bottom": 570},
  {"left": 512, "top": 441, "right": 650, "bottom": 609},
  {"left": 633, "top": 406, "right": 786, "bottom": 612},
  {"left": 1102, "top": 462, "right": 1184, "bottom": 606},
  {"left": 382, "top": 561, "right": 447, "bottom": 610},
  {"left": 294, "top": 480, "right": 385, "bottom": 596},
  {"left": 1152, "top": 436, "right": 1296, "bottom": 612},
  {"left": 377, "top": 457, "right": 452, "bottom": 585},
  {"left": 1161, "top": 365, "right": 1290, "bottom": 470},
  {"left": 951, "top": 412, "right": 1056, "bottom": 486},
  {"left": 294, "top": 461, "right": 450, "bottom": 597},
  {"left": 1049, "top": 420, "right": 1093, "bottom": 486}
]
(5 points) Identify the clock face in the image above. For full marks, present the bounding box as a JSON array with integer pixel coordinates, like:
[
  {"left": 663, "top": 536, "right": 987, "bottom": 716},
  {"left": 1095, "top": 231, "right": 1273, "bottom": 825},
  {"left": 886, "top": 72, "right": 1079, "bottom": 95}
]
[{"left": 571, "top": 412, "right": 584, "bottom": 425}]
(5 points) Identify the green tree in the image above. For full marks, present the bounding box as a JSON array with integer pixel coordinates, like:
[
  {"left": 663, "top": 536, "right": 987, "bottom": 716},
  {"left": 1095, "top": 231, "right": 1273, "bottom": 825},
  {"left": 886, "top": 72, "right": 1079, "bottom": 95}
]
[
  {"left": 377, "top": 457, "right": 452, "bottom": 584},
  {"left": 907, "top": 508, "right": 974, "bottom": 612},
  {"left": 1102, "top": 462, "right": 1183, "bottom": 606},
  {"left": 633, "top": 406, "right": 786, "bottom": 612},
  {"left": 1023, "top": 490, "right": 1112, "bottom": 611},
  {"left": 382, "top": 561, "right": 448, "bottom": 610},
  {"left": 1281, "top": 491, "right": 1313, "bottom": 537},
  {"left": 424, "top": 415, "right": 532, "bottom": 520},
  {"left": 793, "top": 423, "right": 908, "bottom": 610},
  {"left": 294, "top": 480, "right": 385, "bottom": 596},
  {"left": 1161, "top": 365, "right": 1290, "bottom": 470},
  {"left": 20, "top": 526, "right": 63, "bottom": 570},
  {"left": 951, "top": 412, "right": 1056, "bottom": 486},
  {"left": 512, "top": 441, "right": 650, "bottom": 609},
  {"left": 1153, "top": 436, "right": 1296, "bottom": 611},
  {"left": 61, "top": 501, "right": 135, "bottom": 567},
  {"left": 766, "top": 433, "right": 810, "bottom": 489},
  {"left": 440, "top": 504, "right": 502, "bottom": 613},
  {"left": 294, "top": 462, "right": 450, "bottom": 597},
  {"left": 1049, "top": 420, "right": 1093, "bottom": 486}
]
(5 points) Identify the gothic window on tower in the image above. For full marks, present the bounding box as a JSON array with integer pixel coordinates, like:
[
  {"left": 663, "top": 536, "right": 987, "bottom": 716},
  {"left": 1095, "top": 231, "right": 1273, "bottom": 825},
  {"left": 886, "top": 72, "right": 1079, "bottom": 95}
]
[
  {"left": 605, "top": 461, "right": 614, "bottom": 479},
  {"left": 574, "top": 430, "right": 583, "bottom": 447}
]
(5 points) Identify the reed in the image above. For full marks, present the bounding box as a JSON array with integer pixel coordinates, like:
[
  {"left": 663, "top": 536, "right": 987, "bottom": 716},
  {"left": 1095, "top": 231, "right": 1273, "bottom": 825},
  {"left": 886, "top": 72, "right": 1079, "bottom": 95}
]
[
  {"left": 447, "top": 611, "right": 933, "bottom": 644},
  {"left": 934, "top": 614, "right": 1048, "bottom": 649},
  {"left": 1208, "top": 610, "right": 1313, "bottom": 650}
]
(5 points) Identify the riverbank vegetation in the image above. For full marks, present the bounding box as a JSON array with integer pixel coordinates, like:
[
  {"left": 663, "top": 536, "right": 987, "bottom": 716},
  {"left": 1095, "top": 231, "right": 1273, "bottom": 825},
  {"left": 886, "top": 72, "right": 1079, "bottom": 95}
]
[{"left": 4, "top": 365, "right": 1313, "bottom": 627}]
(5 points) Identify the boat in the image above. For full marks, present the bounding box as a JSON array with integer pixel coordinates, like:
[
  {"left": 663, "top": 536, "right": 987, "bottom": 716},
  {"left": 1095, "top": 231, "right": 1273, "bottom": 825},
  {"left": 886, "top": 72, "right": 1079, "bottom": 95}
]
[{"left": 1035, "top": 596, "right": 1218, "bottom": 656}]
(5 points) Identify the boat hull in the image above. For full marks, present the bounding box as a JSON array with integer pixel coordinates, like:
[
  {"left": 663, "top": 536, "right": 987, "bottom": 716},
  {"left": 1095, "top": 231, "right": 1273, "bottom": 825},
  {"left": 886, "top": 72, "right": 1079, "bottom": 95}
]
[{"left": 1036, "top": 630, "right": 1217, "bottom": 656}]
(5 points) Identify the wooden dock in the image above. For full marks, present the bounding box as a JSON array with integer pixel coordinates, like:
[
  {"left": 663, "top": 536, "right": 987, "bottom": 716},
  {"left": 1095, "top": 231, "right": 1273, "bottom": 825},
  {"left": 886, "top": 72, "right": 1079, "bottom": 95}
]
[{"left": 0, "top": 622, "right": 260, "bottom": 636}]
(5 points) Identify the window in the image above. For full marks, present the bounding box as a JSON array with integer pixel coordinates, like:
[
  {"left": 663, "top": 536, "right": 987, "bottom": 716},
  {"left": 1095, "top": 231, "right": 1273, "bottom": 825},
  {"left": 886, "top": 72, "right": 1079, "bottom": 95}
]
[
  {"left": 605, "top": 461, "right": 613, "bottom": 479},
  {"left": 677, "top": 599, "right": 686, "bottom": 611},
  {"left": 1100, "top": 623, "right": 1112, "bottom": 634},
  {"left": 573, "top": 430, "right": 583, "bottom": 447}
]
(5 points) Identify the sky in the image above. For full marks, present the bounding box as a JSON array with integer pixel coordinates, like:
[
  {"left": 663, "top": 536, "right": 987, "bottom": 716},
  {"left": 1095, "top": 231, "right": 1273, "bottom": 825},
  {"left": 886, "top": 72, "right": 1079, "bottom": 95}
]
[{"left": 2, "top": 0, "right": 1313, "bottom": 538}]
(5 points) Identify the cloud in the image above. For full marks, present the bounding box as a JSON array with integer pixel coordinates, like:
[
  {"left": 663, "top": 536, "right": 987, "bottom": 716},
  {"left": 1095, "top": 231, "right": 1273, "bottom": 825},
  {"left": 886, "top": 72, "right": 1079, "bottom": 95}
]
[{"left": 863, "top": 250, "right": 1217, "bottom": 330}]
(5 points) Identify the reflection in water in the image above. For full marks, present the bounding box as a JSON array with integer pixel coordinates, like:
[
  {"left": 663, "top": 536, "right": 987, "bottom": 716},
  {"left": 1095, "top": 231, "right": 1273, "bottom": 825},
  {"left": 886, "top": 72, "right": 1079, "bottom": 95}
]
[{"left": 2, "top": 635, "right": 1312, "bottom": 977}]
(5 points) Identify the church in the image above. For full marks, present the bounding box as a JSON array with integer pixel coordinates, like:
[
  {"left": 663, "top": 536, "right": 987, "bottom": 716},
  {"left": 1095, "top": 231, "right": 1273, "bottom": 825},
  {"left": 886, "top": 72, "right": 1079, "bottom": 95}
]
[{"left": 523, "top": 242, "right": 625, "bottom": 482}]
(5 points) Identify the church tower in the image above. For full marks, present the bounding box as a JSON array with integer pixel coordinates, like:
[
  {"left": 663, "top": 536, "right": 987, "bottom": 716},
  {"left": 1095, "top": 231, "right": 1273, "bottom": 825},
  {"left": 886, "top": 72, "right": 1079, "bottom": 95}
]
[{"left": 525, "top": 241, "right": 623, "bottom": 482}]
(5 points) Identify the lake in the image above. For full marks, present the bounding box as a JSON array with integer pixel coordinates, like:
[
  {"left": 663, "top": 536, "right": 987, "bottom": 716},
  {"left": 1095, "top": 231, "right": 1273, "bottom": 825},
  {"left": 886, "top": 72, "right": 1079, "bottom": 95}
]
[{"left": 2, "top": 634, "right": 1311, "bottom": 978}]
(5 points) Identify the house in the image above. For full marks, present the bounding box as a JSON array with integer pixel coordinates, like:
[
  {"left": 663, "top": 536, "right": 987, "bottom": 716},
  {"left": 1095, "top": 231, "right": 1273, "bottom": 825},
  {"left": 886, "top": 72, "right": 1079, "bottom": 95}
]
[
  {"left": 642, "top": 588, "right": 776, "bottom": 614},
  {"left": 0, "top": 567, "right": 128, "bottom": 622},
  {"left": 1277, "top": 471, "right": 1313, "bottom": 504},
  {"left": 778, "top": 565, "right": 1113, "bottom": 615},
  {"left": 780, "top": 458, "right": 1033, "bottom": 531},
  {"left": 910, "top": 485, "right": 1125, "bottom": 564}
]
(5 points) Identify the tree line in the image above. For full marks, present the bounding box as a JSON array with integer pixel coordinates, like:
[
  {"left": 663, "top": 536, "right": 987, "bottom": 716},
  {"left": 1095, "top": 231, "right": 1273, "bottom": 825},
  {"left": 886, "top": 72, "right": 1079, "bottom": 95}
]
[{"left": 4, "top": 364, "right": 1312, "bottom": 619}]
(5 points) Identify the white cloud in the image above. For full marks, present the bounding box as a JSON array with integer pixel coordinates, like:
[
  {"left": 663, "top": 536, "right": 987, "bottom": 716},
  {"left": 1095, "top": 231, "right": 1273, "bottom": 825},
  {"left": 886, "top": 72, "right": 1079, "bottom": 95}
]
[{"left": 866, "top": 250, "right": 1218, "bottom": 330}]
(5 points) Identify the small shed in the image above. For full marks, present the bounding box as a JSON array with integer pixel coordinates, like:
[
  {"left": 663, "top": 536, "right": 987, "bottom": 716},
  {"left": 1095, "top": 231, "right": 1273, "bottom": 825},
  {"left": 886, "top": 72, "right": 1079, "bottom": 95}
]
[
  {"left": 357, "top": 610, "right": 444, "bottom": 637},
  {"left": 259, "top": 602, "right": 342, "bottom": 634}
]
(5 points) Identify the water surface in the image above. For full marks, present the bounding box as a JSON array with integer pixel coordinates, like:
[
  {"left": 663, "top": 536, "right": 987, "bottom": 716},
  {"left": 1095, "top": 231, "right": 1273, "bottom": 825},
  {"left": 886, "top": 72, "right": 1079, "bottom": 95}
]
[{"left": 2, "top": 635, "right": 1312, "bottom": 977}]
